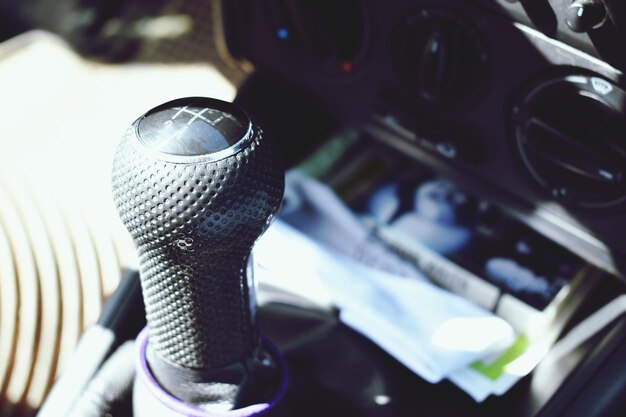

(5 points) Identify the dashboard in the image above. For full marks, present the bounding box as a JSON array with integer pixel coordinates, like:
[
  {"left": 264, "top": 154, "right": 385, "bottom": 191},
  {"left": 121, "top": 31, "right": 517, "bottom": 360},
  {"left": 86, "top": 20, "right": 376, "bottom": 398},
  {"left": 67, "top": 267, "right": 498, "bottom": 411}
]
[
  {"left": 221, "top": 0, "right": 626, "bottom": 279},
  {"left": 1, "top": 0, "right": 626, "bottom": 416}
]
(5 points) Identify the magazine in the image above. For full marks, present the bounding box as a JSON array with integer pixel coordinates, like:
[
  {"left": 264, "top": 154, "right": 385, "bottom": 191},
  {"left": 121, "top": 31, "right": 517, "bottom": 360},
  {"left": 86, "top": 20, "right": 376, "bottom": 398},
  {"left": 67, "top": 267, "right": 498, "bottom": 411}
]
[{"left": 280, "top": 130, "right": 598, "bottom": 400}]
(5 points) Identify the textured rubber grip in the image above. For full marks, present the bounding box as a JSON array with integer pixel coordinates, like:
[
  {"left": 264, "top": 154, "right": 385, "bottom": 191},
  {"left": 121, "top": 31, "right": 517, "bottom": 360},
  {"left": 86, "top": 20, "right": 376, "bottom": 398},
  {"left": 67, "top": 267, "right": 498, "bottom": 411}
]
[{"left": 111, "top": 97, "right": 284, "bottom": 370}]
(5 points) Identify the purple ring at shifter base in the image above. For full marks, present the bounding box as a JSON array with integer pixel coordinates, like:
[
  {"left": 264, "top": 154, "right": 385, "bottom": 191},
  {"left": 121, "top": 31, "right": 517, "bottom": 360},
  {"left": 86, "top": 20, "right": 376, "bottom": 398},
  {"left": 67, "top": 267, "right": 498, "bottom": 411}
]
[{"left": 136, "top": 327, "right": 289, "bottom": 417}]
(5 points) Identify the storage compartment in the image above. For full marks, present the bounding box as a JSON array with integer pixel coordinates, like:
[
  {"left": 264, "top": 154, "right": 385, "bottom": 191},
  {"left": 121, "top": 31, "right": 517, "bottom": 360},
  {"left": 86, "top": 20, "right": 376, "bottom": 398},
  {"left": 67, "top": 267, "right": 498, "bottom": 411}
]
[{"left": 248, "top": 108, "right": 626, "bottom": 416}]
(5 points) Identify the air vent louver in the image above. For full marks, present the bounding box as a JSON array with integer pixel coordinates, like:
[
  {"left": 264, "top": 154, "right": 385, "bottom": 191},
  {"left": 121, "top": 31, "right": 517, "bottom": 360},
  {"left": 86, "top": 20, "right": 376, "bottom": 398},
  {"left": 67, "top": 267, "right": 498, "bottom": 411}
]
[{"left": 393, "top": 8, "right": 488, "bottom": 107}]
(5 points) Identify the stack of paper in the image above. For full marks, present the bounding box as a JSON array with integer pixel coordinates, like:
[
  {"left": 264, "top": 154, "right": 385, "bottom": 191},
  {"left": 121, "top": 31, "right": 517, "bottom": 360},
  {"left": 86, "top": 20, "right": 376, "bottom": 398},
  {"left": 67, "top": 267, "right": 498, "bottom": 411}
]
[
  {"left": 255, "top": 220, "right": 516, "bottom": 389},
  {"left": 255, "top": 171, "right": 598, "bottom": 401}
]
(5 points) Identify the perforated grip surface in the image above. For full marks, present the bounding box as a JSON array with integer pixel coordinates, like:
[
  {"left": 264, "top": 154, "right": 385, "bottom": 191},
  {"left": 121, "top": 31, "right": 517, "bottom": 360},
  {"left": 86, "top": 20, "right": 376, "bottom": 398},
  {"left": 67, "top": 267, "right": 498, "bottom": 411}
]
[{"left": 111, "top": 98, "right": 284, "bottom": 370}]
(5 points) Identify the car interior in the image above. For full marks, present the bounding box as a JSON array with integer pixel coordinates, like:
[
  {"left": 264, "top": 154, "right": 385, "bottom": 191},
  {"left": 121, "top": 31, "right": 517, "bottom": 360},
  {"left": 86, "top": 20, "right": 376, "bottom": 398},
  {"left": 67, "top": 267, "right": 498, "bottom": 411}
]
[{"left": 1, "top": 0, "right": 626, "bottom": 416}]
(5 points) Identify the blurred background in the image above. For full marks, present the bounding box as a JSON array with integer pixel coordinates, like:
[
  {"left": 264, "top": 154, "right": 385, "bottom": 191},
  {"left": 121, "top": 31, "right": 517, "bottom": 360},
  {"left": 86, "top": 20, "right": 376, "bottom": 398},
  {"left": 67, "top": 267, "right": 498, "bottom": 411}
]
[
  {"left": 2, "top": 0, "right": 626, "bottom": 416},
  {"left": 0, "top": 1, "right": 245, "bottom": 414}
]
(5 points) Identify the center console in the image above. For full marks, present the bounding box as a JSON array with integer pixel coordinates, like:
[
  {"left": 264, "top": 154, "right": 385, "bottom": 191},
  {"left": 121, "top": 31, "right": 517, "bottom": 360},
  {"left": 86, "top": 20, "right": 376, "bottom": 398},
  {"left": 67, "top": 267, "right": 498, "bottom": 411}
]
[{"left": 220, "top": 0, "right": 626, "bottom": 278}]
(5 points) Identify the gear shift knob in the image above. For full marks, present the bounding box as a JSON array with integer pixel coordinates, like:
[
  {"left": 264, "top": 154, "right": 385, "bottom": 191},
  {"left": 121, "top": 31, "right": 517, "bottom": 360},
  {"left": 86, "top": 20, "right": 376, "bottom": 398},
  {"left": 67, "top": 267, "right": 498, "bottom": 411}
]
[{"left": 111, "top": 97, "right": 284, "bottom": 408}]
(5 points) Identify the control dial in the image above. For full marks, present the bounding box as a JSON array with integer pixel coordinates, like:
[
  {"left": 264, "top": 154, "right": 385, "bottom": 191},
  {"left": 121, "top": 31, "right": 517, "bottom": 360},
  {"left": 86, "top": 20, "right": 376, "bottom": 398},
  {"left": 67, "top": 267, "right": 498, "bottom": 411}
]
[
  {"left": 565, "top": 0, "right": 608, "bottom": 33},
  {"left": 512, "top": 71, "right": 626, "bottom": 208},
  {"left": 394, "top": 9, "right": 488, "bottom": 107}
]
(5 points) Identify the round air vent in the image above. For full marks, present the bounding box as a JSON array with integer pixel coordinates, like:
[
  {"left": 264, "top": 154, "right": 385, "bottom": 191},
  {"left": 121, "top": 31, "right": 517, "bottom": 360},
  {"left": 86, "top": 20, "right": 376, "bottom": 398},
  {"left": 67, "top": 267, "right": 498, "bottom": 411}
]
[
  {"left": 266, "top": 0, "right": 370, "bottom": 75},
  {"left": 393, "top": 8, "right": 489, "bottom": 107},
  {"left": 512, "top": 70, "right": 626, "bottom": 208}
]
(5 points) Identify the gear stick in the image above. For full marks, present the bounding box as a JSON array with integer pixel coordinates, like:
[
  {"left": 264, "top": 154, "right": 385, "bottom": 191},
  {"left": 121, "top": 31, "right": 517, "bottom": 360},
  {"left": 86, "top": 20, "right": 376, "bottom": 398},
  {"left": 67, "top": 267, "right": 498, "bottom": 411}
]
[{"left": 111, "top": 97, "right": 286, "bottom": 415}]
